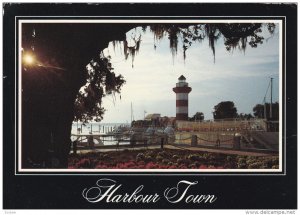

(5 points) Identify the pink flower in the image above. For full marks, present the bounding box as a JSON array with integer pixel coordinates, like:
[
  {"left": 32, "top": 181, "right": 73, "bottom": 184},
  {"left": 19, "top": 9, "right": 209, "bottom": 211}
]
[
  {"left": 199, "top": 164, "right": 207, "bottom": 169},
  {"left": 168, "top": 165, "right": 177, "bottom": 169},
  {"left": 145, "top": 162, "right": 158, "bottom": 169}
]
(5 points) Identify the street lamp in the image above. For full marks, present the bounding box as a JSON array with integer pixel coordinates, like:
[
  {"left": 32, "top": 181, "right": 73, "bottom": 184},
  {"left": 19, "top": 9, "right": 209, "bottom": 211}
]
[{"left": 23, "top": 53, "right": 35, "bottom": 66}]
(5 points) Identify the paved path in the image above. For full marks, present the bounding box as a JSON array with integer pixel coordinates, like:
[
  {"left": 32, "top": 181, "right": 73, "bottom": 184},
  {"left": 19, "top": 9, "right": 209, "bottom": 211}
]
[
  {"left": 165, "top": 145, "right": 274, "bottom": 157},
  {"left": 73, "top": 144, "right": 276, "bottom": 157}
]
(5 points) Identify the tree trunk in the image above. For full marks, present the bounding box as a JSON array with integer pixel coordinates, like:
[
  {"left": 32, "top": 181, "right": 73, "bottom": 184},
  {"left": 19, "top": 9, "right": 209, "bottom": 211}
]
[{"left": 22, "top": 65, "right": 84, "bottom": 168}]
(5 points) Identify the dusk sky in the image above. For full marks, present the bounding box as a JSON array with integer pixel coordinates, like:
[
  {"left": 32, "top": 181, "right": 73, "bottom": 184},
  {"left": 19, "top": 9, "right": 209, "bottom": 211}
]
[{"left": 100, "top": 23, "right": 280, "bottom": 123}]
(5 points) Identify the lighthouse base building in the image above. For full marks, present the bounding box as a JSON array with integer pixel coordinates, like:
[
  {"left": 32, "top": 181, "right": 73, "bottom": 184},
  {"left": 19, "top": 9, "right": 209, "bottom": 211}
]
[{"left": 173, "top": 75, "right": 192, "bottom": 121}]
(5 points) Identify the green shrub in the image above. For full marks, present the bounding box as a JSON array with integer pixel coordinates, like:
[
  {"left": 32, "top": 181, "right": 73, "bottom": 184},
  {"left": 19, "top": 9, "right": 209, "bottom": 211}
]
[
  {"left": 226, "top": 156, "right": 233, "bottom": 162},
  {"left": 158, "top": 151, "right": 168, "bottom": 157},
  {"left": 162, "top": 159, "right": 170, "bottom": 165},
  {"left": 144, "top": 155, "right": 153, "bottom": 162},
  {"left": 102, "top": 154, "right": 110, "bottom": 160},
  {"left": 172, "top": 155, "right": 179, "bottom": 160},
  {"left": 145, "top": 150, "right": 156, "bottom": 157},
  {"left": 207, "top": 153, "right": 216, "bottom": 160},
  {"left": 177, "top": 158, "right": 190, "bottom": 165},
  {"left": 184, "top": 159, "right": 191, "bottom": 165},
  {"left": 156, "top": 155, "right": 163, "bottom": 162},
  {"left": 271, "top": 157, "right": 279, "bottom": 165},
  {"left": 187, "top": 154, "right": 200, "bottom": 161},
  {"left": 189, "top": 164, "right": 197, "bottom": 169},
  {"left": 237, "top": 157, "right": 247, "bottom": 169},
  {"left": 246, "top": 157, "right": 257, "bottom": 165},
  {"left": 194, "top": 161, "right": 200, "bottom": 167},
  {"left": 248, "top": 162, "right": 266, "bottom": 169},
  {"left": 264, "top": 159, "right": 274, "bottom": 168},
  {"left": 167, "top": 162, "right": 174, "bottom": 166},
  {"left": 177, "top": 158, "right": 184, "bottom": 165},
  {"left": 136, "top": 153, "right": 145, "bottom": 162},
  {"left": 202, "top": 153, "right": 210, "bottom": 160}
]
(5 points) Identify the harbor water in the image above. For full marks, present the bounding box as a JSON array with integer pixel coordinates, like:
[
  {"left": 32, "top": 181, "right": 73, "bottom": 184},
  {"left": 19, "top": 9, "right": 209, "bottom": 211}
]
[{"left": 71, "top": 122, "right": 130, "bottom": 146}]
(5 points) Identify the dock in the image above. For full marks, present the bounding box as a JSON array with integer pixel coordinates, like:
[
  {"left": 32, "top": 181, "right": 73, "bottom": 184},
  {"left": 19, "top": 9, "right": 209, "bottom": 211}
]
[{"left": 70, "top": 132, "right": 278, "bottom": 157}]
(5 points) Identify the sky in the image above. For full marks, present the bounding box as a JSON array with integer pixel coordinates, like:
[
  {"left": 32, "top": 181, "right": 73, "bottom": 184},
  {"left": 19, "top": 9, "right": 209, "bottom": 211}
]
[{"left": 100, "top": 23, "right": 280, "bottom": 123}]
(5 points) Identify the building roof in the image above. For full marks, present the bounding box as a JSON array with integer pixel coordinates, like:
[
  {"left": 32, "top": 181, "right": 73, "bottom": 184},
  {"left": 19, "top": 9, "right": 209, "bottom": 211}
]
[
  {"left": 178, "top": 75, "right": 186, "bottom": 80},
  {"left": 145, "top": 113, "right": 161, "bottom": 120}
]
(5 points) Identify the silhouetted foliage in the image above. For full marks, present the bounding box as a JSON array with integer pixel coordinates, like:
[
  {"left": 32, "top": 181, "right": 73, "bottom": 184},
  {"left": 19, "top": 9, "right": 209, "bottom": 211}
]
[
  {"left": 149, "top": 23, "right": 275, "bottom": 61},
  {"left": 73, "top": 54, "right": 125, "bottom": 122},
  {"left": 238, "top": 113, "right": 254, "bottom": 120},
  {"left": 189, "top": 112, "right": 205, "bottom": 121},
  {"left": 253, "top": 102, "right": 279, "bottom": 120},
  {"left": 213, "top": 101, "right": 238, "bottom": 119}
]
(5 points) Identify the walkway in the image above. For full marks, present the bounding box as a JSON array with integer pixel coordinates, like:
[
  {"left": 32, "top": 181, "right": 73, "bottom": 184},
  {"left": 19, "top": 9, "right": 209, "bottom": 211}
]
[{"left": 72, "top": 143, "right": 277, "bottom": 157}]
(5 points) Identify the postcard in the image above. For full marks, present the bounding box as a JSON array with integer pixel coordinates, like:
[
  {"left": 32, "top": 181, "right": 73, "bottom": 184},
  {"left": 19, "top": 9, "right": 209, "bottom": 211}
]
[{"left": 2, "top": 3, "right": 297, "bottom": 210}]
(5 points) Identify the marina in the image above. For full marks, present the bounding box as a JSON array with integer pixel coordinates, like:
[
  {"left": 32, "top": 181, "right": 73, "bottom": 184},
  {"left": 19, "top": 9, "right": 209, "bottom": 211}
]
[{"left": 70, "top": 121, "right": 279, "bottom": 156}]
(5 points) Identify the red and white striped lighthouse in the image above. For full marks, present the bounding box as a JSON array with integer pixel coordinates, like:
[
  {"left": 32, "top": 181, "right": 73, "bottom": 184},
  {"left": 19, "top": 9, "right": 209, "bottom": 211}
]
[{"left": 173, "top": 75, "right": 192, "bottom": 121}]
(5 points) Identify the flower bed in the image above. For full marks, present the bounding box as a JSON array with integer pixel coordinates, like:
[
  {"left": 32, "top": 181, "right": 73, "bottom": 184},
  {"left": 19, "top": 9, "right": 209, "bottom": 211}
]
[{"left": 68, "top": 149, "right": 279, "bottom": 169}]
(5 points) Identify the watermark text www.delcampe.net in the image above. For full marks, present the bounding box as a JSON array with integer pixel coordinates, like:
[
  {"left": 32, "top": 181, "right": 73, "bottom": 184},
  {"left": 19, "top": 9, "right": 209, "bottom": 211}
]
[{"left": 246, "top": 210, "right": 296, "bottom": 215}]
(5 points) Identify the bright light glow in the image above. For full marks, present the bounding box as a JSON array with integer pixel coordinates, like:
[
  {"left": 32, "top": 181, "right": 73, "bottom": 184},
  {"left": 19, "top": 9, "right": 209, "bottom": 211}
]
[{"left": 23, "top": 54, "right": 35, "bottom": 65}]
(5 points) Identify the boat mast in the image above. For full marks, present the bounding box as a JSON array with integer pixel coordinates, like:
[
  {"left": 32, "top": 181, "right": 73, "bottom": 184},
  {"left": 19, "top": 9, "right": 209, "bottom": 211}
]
[
  {"left": 131, "top": 102, "right": 133, "bottom": 123},
  {"left": 130, "top": 102, "right": 135, "bottom": 122},
  {"left": 264, "top": 97, "right": 267, "bottom": 119},
  {"left": 269, "top": 77, "right": 273, "bottom": 119}
]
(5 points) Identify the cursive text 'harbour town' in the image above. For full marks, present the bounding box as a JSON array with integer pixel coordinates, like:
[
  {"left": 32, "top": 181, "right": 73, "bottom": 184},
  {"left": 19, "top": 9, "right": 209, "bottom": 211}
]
[{"left": 82, "top": 178, "right": 217, "bottom": 204}]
